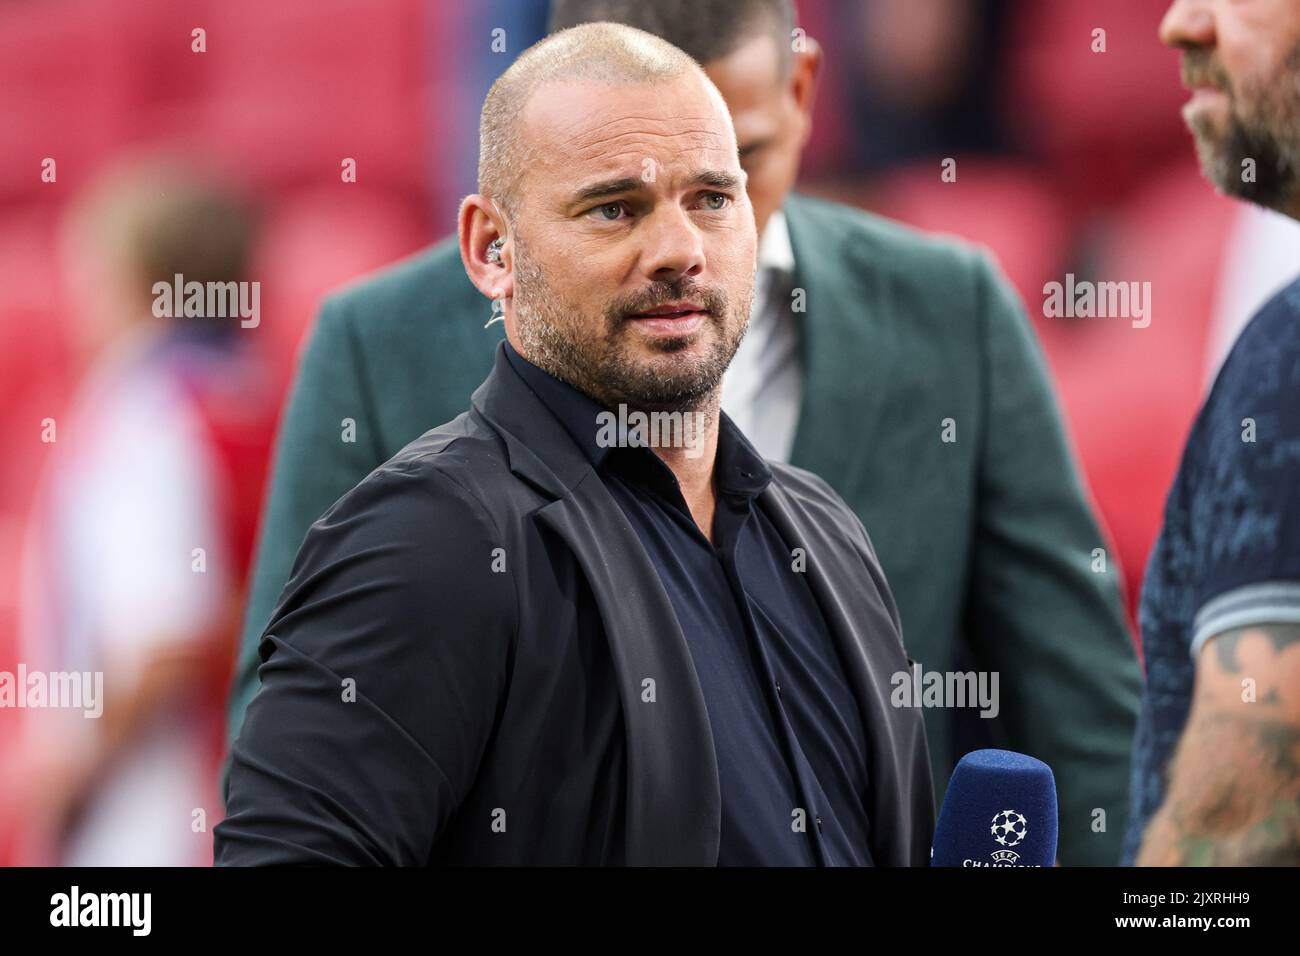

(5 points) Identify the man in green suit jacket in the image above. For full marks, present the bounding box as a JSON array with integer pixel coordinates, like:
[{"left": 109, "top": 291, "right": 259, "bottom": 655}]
[{"left": 226, "top": 0, "right": 1140, "bottom": 865}]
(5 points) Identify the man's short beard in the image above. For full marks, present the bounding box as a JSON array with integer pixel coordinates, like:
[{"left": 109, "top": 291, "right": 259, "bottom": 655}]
[
  {"left": 1186, "top": 44, "right": 1300, "bottom": 213},
  {"left": 511, "top": 235, "right": 752, "bottom": 414}
]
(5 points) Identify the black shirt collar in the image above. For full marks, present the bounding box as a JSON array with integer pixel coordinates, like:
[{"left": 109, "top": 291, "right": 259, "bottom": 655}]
[{"left": 502, "top": 339, "right": 772, "bottom": 499}]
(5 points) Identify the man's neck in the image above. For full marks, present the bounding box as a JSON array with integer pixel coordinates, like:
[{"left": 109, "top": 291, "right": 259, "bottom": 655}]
[{"left": 649, "top": 394, "right": 721, "bottom": 544}]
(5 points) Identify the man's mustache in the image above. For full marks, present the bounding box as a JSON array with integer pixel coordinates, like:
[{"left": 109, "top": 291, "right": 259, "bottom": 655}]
[
  {"left": 1181, "top": 48, "right": 1232, "bottom": 96},
  {"left": 607, "top": 280, "right": 728, "bottom": 321}
]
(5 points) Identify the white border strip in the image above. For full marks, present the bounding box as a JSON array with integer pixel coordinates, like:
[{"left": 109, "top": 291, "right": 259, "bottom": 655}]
[{"left": 1190, "top": 581, "right": 1300, "bottom": 659}]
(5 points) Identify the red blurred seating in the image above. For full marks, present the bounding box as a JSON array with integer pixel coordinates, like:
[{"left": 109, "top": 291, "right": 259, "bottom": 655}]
[
  {"left": 871, "top": 157, "right": 1071, "bottom": 323},
  {"left": 251, "top": 186, "right": 432, "bottom": 389},
  {"left": 1046, "top": 160, "right": 1238, "bottom": 628}
]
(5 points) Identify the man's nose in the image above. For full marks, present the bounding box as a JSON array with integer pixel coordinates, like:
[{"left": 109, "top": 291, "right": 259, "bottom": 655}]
[
  {"left": 639, "top": 206, "right": 705, "bottom": 282},
  {"left": 1160, "top": 0, "right": 1215, "bottom": 49}
]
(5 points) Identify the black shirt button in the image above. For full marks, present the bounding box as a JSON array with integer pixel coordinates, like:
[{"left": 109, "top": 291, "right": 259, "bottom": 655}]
[
  {"left": 774, "top": 680, "right": 782, "bottom": 695},
  {"left": 815, "top": 815, "right": 823, "bottom": 830}
]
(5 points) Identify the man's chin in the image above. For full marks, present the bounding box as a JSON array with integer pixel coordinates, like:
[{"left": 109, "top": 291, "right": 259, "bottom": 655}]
[
  {"left": 628, "top": 348, "right": 709, "bottom": 382},
  {"left": 617, "top": 319, "right": 715, "bottom": 358},
  {"left": 1186, "top": 110, "right": 1228, "bottom": 154},
  {"left": 1189, "top": 131, "right": 1241, "bottom": 194},
  {"left": 604, "top": 348, "right": 726, "bottom": 410},
  {"left": 619, "top": 318, "right": 710, "bottom": 353}
]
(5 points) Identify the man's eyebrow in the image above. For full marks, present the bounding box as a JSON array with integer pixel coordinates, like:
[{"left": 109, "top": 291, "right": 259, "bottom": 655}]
[
  {"left": 692, "top": 169, "right": 744, "bottom": 191},
  {"left": 569, "top": 177, "right": 643, "bottom": 206},
  {"left": 568, "top": 170, "right": 745, "bottom": 208}
]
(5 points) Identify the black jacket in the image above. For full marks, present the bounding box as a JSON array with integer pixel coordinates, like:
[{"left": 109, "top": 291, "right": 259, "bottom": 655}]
[{"left": 215, "top": 342, "right": 935, "bottom": 865}]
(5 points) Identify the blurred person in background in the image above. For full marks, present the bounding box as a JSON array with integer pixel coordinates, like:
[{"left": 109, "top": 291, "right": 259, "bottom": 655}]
[
  {"left": 1128, "top": 0, "right": 1300, "bottom": 865},
  {"left": 226, "top": 0, "right": 1140, "bottom": 864},
  {"left": 844, "top": 0, "right": 1009, "bottom": 173},
  {"left": 3, "top": 161, "right": 275, "bottom": 865}
]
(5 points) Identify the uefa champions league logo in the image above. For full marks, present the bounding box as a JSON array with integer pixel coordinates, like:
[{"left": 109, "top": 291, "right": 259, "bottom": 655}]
[
  {"left": 988, "top": 810, "right": 1028, "bottom": 863},
  {"left": 990, "top": 809, "right": 1028, "bottom": 847},
  {"left": 946, "top": 807, "right": 1041, "bottom": 866}
]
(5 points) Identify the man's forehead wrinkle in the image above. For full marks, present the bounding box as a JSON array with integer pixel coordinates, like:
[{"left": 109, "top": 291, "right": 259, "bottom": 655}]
[
  {"left": 567, "top": 128, "right": 728, "bottom": 165},
  {"left": 566, "top": 113, "right": 728, "bottom": 147},
  {"left": 524, "top": 106, "right": 727, "bottom": 163},
  {"left": 562, "top": 151, "right": 715, "bottom": 189},
  {"left": 562, "top": 112, "right": 725, "bottom": 144}
]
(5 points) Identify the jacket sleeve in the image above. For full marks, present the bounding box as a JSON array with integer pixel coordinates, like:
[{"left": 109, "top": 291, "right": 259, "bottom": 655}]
[
  {"left": 214, "top": 462, "right": 517, "bottom": 865},
  {"left": 223, "top": 295, "right": 390, "bottom": 797},
  {"left": 964, "top": 252, "right": 1142, "bottom": 866}
]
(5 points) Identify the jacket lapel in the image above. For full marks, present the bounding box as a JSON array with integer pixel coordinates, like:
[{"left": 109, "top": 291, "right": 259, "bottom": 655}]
[
  {"left": 759, "top": 477, "right": 935, "bottom": 865},
  {"left": 783, "top": 193, "right": 892, "bottom": 495},
  {"left": 471, "top": 346, "right": 721, "bottom": 865},
  {"left": 535, "top": 487, "right": 721, "bottom": 866}
]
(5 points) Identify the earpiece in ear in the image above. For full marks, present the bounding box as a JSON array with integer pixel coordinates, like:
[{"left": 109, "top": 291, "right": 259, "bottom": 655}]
[{"left": 486, "top": 238, "right": 504, "bottom": 263}]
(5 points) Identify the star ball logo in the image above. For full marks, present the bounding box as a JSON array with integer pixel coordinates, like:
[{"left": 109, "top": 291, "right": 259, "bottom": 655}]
[
  {"left": 955, "top": 809, "right": 1041, "bottom": 866},
  {"left": 989, "top": 810, "right": 1028, "bottom": 863}
]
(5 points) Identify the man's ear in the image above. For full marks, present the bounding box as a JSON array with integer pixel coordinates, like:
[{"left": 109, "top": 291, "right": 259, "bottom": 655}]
[
  {"left": 458, "top": 195, "right": 514, "bottom": 303},
  {"left": 790, "top": 37, "right": 823, "bottom": 143}
]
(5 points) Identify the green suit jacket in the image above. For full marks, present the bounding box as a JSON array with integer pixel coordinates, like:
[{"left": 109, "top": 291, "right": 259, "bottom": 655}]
[{"left": 227, "top": 192, "right": 1140, "bottom": 864}]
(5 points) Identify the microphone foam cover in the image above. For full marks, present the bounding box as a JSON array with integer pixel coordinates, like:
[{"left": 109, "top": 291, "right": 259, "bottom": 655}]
[{"left": 931, "top": 749, "right": 1058, "bottom": 867}]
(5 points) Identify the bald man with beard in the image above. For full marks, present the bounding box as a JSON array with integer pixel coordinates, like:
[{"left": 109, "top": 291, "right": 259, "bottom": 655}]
[
  {"left": 1128, "top": 0, "right": 1300, "bottom": 866},
  {"left": 228, "top": 0, "right": 1141, "bottom": 868},
  {"left": 215, "top": 23, "right": 933, "bottom": 867}
]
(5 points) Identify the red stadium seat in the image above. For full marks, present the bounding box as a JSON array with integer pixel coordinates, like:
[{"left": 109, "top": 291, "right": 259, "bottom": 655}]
[
  {"left": 251, "top": 186, "right": 432, "bottom": 387},
  {"left": 871, "top": 157, "right": 1071, "bottom": 326},
  {"left": 0, "top": 1, "right": 133, "bottom": 204},
  {"left": 191, "top": 0, "right": 432, "bottom": 196},
  {"left": 1047, "top": 160, "right": 1238, "bottom": 632},
  {"left": 1002, "top": 0, "right": 1189, "bottom": 215}
]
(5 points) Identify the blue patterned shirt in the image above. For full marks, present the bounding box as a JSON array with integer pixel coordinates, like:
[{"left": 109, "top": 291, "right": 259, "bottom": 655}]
[{"left": 1123, "top": 275, "right": 1300, "bottom": 863}]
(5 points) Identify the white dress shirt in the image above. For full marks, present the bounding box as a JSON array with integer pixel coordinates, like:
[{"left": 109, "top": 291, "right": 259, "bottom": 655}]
[
  {"left": 721, "top": 209, "right": 803, "bottom": 462},
  {"left": 1204, "top": 203, "right": 1300, "bottom": 386}
]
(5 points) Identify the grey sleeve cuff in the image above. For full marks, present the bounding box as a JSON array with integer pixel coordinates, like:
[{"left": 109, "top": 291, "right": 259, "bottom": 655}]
[{"left": 1190, "top": 581, "right": 1300, "bottom": 660}]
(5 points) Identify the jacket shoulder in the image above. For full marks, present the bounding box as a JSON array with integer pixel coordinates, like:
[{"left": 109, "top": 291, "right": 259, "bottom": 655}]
[
  {"left": 767, "top": 458, "right": 842, "bottom": 506},
  {"left": 769, "top": 459, "right": 888, "bottom": 557},
  {"left": 327, "top": 238, "right": 462, "bottom": 307},
  {"left": 785, "top": 192, "right": 995, "bottom": 290},
  {"left": 319, "top": 237, "right": 486, "bottom": 340},
  {"left": 351, "top": 412, "right": 508, "bottom": 507},
  {"left": 269, "top": 410, "right": 520, "bottom": 643},
  {"left": 304, "top": 236, "right": 503, "bottom": 444},
  {"left": 767, "top": 460, "right": 866, "bottom": 539}
]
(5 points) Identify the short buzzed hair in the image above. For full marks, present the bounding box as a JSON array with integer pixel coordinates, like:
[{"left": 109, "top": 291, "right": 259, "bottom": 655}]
[
  {"left": 548, "top": 0, "right": 796, "bottom": 75},
  {"left": 477, "top": 22, "right": 705, "bottom": 219}
]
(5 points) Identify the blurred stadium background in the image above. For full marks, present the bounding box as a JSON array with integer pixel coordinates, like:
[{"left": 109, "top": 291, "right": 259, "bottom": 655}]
[{"left": 3, "top": 0, "right": 1299, "bottom": 865}]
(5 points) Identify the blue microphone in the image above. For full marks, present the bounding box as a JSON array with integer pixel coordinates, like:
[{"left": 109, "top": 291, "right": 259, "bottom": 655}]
[{"left": 930, "top": 749, "right": 1058, "bottom": 867}]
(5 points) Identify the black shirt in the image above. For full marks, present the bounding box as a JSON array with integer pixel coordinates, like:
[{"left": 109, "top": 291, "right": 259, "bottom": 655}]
[{"left": 504, "top": 341, "right": 873, "bottom": 865}]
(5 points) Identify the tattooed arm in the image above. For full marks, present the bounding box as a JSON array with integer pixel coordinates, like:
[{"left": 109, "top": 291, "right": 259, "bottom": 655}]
[{"left": 1137, "top": 623, "right": 1300, "bottom": 865}]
